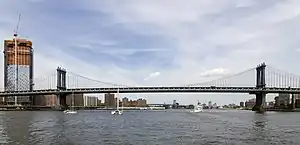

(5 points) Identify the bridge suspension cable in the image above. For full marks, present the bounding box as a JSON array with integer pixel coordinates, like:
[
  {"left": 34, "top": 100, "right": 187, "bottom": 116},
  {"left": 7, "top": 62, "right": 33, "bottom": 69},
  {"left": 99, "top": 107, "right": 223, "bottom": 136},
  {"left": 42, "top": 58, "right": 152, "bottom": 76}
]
[
  {"left": 266, "top": 65, "right": 300, "bottom": 88},
  {"left": 182, "top": 67, "right": 256, "bottom": 87},
  {"left": 33, "top": 71, "right": 57, "bottom": 90},
  {"left": 67, "top": 72, "right": 130, "bottom": 88}
]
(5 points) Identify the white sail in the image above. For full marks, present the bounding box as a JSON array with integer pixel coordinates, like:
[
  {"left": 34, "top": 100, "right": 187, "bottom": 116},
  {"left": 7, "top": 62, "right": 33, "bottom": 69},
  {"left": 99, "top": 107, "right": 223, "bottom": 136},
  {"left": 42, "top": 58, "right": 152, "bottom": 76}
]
[
  {"left": 111, "top": 88, "right": 123, "bottom": 115},
  {"left": 64, "top": 92, "right": 78, "bottom": 114}
]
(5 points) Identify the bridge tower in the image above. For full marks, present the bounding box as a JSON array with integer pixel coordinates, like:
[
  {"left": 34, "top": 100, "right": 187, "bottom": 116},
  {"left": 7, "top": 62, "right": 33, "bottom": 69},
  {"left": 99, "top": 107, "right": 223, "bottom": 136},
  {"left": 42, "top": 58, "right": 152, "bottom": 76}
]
[
  {"left": 56, "top": 67, "right": 67, "bottom": 110},
  {"left": 252, "top": 62, "right": 266, "bottom": 112}
]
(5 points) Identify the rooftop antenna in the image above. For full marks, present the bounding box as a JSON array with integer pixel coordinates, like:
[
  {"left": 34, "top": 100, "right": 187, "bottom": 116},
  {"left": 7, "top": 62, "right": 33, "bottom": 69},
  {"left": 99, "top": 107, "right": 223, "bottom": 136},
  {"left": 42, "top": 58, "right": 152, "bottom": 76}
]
[{"left": 14, "top": 13, "right": 21, "bottom": 106}]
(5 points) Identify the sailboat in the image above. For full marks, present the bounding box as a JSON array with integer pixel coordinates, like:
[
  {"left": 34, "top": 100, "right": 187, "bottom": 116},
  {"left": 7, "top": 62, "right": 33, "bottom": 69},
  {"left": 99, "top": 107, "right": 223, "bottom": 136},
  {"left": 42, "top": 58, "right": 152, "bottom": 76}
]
[
  {"left": 64, "top": 92, "right": 78, "bottom": 114},
  {"left": 111, "top": 88, "right": 123, "bottom": 115},
  {"left": 191, "top": 100, "right": 203, "bottom": 113}
]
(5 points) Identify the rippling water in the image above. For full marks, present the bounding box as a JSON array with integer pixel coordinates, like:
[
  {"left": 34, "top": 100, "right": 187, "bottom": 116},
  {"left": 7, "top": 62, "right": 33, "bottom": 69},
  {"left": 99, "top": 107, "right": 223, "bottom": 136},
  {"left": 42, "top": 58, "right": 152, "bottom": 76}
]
[{"left": 0, "top": 109, "right": 299, "bottom": 145}]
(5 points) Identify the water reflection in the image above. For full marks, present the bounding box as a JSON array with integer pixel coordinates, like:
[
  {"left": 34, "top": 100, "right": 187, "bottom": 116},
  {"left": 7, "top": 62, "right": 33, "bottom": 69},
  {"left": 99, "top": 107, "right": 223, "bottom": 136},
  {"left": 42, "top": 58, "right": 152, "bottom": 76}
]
[
  {"left": 4, "top": 111, "right": 34, "bottom": 144},
  {"left": 28, "top": 111, "right": 66, "bottom": 144},
  {"left": 251, "top": 113, "right": 268, "bottom": 143},
  {"left": 0, "top": 112, "right": 10, "bottom": 144}
]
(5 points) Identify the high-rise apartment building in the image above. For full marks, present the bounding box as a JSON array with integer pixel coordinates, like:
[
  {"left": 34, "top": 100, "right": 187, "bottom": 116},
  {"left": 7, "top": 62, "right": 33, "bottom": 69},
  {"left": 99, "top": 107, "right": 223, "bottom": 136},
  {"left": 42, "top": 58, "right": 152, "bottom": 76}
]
[
  {"left": 122, "top": 97, "right": 129, "bottom": 107},
  {"left": 3, "top": 38, "right": 33, "bottom": 105},
  {"left": 84, "top": 96, "right": 98, "bottom": 107},
  {"left": 245, "top": 98, "right": 256, "bottom": 108},
  {"left": 104, "top": 93, "right": 115, "bottom": 108}
]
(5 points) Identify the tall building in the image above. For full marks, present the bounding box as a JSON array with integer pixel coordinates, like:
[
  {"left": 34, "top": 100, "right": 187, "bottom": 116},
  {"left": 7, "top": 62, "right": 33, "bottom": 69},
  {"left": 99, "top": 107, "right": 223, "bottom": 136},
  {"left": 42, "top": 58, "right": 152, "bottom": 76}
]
[
  {"left": 278, "top": 93, "right": 290, "bottom": 108},
  {"left": 84, "top": 96, "right": 98, "bottom": 107},
  {"left": 104, "top": 93, "right": 115, "bottom": 108},
  {"left": 122, "top": 97, "right": 129, "bottom": 107},
  {"left": 240, "top": 102, "right": 245, "bottom": 107},
  {"left": 3, "top": 39, "right": 33, "bottom": 105}
]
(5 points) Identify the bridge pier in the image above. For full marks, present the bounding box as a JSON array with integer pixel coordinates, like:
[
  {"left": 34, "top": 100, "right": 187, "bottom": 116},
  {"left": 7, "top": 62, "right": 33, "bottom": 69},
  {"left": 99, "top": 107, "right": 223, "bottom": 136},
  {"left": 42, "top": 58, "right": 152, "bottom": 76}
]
[
  {"left": 57, "top": 94, "right": 67, "bottom": 110},
  {"left": 291, "top": 94, "right": 296, "bottom": 110},
  {"left": 252, "top": 93, "right": 266, "bottom": 113},
  {"left": 56, "top": 67, "right": 67, "bottom": 110},
  {"left": 253, "top": 62, "right": 266, "bottom": 113}
]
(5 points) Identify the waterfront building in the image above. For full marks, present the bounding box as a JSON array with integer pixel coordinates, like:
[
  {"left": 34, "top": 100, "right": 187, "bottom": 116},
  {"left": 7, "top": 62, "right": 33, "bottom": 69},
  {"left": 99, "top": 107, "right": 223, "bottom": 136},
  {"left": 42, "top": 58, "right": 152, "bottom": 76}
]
[
  {"left": 240, "top": 102, "right": 245, "bottom": 107},
  {"left": 104, "top": 93, "right": 115, "bottom": 108},
  {"left": 245, "top": 98, "right": 256, "bottom": 108},
  {"left": 84, "top": 96, "right": 98, "bottom": 107},
  {"left": 3, "top": 38, "right": 33, "bottom": 105},
  {"left": 278, "top": 93, "right": 290, "bottom": 108}
]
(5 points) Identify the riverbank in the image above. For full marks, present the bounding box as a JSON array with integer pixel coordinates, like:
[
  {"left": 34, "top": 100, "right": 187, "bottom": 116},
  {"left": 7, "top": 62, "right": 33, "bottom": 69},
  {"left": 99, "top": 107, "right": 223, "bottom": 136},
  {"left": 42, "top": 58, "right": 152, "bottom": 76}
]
[
  {"left": 221, "top": 107, "right": 300, "bottom": 112},
  {"left": 0, "top": 106, "right": 166, "bottom": 111}
]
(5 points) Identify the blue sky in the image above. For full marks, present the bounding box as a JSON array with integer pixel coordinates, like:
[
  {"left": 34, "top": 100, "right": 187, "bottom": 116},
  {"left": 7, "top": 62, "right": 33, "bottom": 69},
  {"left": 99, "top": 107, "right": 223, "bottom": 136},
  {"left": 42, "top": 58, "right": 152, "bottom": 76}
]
[{"left": 1, "top": 0, "right": 300, "bottom": 105}]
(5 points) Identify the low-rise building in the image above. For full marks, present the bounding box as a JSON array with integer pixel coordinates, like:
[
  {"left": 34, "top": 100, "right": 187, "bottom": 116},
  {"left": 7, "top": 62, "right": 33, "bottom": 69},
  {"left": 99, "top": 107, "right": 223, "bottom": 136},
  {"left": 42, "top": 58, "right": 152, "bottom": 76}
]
[
  {"left": 66, "top": 93, "right": 84, "bottom": 106},
  {"left": 104, "top": 93, "right": 115, "bottom": 108},
  {"left": 240, "top": 102, "right": 245, "bottom": 107},
  {"left": 245, "top": 98, "right": 256, "bottom": 108},
  {"left": 137, "top": 98, "right": 147, "bottom": 107},
  {"left": 278, "top": 93, "right": 290, "bottom": 108},
  {"left": 34, "top": 94, "right": 57, "bottom": 107}
]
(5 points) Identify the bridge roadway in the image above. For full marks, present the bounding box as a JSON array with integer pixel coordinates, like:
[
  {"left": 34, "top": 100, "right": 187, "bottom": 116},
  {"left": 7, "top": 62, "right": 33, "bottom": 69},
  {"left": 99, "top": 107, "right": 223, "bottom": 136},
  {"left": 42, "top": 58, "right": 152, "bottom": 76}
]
[{"left": 0, "top": 86, "right": 299, "bottom": 96}]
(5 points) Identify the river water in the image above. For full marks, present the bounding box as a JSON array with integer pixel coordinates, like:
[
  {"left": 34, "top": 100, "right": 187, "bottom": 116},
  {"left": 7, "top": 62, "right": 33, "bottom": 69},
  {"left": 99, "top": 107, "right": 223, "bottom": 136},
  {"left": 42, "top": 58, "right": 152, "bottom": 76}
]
[{"left": 0, "top": 109, "right": 299, "bottom": 145}]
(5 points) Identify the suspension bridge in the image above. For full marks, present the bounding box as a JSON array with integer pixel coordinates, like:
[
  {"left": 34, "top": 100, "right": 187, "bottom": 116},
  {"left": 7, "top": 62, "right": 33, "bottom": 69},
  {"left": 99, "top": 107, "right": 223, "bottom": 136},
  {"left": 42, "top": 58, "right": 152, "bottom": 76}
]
[{"left": 2, "top": 62, "right": 300, "bottom": 112}]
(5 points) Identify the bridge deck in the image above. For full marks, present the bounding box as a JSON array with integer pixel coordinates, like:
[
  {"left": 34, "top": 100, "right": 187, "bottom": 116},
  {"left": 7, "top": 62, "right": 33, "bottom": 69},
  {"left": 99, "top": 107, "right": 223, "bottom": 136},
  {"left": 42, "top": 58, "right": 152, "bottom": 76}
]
[{"left": 0, "top": 86, "right": 299, "bottom": 96}]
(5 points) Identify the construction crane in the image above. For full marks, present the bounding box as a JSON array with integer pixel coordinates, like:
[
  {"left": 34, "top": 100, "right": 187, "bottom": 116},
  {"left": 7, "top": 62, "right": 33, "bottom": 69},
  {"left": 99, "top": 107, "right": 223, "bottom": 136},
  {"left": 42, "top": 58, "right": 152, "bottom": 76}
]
[{"left": 13, "top": 14, "right": 21, "bottom": 106}]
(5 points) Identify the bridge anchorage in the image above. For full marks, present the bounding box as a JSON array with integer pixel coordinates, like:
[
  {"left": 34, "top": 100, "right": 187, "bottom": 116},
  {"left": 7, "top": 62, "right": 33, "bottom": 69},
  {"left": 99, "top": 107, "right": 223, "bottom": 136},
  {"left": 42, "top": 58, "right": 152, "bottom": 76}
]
[{"left": 1, "top": 62, "right": 300, "bottom": 112}]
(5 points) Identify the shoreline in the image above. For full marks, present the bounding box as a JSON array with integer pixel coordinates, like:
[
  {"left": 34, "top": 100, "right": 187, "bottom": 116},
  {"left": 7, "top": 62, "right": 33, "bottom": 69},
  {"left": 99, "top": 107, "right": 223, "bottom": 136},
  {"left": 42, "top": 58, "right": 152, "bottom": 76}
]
[
  {"left": 0, "top": 106, "right": 166, "bottom": 111},
  {"left": 0, "top": 106, "right": 300, "bottom": 112}
]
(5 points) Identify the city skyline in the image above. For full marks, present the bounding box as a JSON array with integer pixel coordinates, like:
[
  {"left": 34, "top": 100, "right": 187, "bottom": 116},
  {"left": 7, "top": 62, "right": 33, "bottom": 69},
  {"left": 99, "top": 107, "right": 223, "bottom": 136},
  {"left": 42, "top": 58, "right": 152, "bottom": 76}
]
[{"left": 0, "top": 1, "right": 300, "bottom": 105}]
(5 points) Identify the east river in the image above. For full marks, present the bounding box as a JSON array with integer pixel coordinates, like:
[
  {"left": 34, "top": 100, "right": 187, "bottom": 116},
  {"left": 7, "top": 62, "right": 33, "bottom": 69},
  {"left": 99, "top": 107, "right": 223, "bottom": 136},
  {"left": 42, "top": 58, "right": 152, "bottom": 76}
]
[{"left": 0, "top": 109, "right": 299, "bottom": 145}]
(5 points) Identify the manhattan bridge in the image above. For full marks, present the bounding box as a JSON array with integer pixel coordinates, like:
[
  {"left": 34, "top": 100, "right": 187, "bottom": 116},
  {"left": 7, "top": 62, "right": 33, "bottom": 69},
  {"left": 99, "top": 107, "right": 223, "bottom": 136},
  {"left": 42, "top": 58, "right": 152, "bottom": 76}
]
[
  {"left": 2, "top": 36, "right": 300, "bottom": 113},
  {"left": 2, "top": 59, "right": 300, "bottom": 112}
]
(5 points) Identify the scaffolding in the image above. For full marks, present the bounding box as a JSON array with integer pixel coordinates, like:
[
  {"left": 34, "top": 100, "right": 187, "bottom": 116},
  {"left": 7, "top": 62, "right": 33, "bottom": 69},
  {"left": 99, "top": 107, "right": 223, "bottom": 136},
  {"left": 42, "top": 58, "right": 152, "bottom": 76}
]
[{"left": 3, "top": 39, "right": 33, "bottom": 105}]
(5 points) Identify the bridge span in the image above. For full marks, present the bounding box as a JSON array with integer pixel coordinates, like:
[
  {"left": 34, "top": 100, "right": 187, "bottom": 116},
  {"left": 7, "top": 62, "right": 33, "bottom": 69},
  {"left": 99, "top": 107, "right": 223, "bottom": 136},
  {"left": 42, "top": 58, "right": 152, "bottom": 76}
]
[
  {"left": 1, "top": 87, "right": 300, "bottom": 97},
  {"left": 2, "top": 62, "right": 300, "bottom": 112}
]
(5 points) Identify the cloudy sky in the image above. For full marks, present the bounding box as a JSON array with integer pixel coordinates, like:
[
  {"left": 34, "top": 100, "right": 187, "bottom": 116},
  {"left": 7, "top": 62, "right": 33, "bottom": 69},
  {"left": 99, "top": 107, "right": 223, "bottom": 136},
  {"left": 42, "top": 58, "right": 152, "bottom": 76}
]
[{"left": 1, "top": 0, "right": 300, "bottom": 105}]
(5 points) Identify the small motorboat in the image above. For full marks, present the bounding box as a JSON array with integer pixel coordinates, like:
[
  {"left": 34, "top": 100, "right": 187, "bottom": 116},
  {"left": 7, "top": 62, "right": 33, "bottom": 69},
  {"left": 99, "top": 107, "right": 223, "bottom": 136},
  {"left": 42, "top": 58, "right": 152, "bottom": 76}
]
[
  {"left": 64, "top": 109, "right": 78, "bottom": 114},
  {"left": 191, "top": 100, "right": 203, "bottom": 113},
  {"left": 111, "top": 110, "right": 123, "bottom": 115}
]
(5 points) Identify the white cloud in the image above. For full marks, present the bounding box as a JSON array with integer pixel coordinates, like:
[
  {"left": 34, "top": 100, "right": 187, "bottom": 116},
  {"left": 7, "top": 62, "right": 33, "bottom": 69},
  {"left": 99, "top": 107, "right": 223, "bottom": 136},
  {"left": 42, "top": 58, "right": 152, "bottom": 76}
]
[
  {"left": 144, "top": 72, "right": 161, "bottom": 81},
  {"left": 0, "top": 0, "right": 299, "bottom": 105},
  {"left": 200, "top": 68, "right": 230, "bottom": 77}
]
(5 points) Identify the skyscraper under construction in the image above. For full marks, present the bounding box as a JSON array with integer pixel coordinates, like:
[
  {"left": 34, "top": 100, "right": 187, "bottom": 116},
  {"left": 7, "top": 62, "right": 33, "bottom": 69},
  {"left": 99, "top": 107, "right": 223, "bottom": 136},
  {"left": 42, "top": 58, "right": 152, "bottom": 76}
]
[{"left": 3, "top": 38, "right": 33, "bottom": 105}]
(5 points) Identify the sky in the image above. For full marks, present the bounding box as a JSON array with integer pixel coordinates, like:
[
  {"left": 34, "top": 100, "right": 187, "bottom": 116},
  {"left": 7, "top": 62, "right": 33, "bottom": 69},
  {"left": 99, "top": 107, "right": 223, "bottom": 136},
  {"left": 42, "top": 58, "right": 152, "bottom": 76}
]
[{"left": 1, "top": 0, "right": 300, "bottom": 105}]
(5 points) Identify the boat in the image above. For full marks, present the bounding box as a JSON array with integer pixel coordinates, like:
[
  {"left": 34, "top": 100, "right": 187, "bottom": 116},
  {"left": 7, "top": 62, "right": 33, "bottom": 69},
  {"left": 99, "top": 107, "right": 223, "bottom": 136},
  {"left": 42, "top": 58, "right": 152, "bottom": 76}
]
[
  {"left": 191, "top": 100, "right": 203, "bottom": 113},
  {"left": 111, "top": 88, "right": 123, "bottom": 115},
  {"left": 111, "top": 110, "right": 122, "bottom": 115},
  {"left": 64, "top": 109, "right": 77, "bottom": 114},
  {"left": 64, "top": 92, "right": 78, "bottom": 114}
]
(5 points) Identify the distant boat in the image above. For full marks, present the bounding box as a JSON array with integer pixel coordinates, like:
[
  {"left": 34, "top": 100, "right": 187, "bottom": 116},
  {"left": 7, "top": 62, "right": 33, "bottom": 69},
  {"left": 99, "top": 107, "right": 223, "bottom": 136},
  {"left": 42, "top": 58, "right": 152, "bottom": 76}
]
[
  {"left": 64, "top": 110, "right": 77, "bottom": 114},
  {"left": 111, "top": 88, "right": 123, "bottom": 115},
  {"left": 191, "top": 100, "right": 203, "bottom": 113}
]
